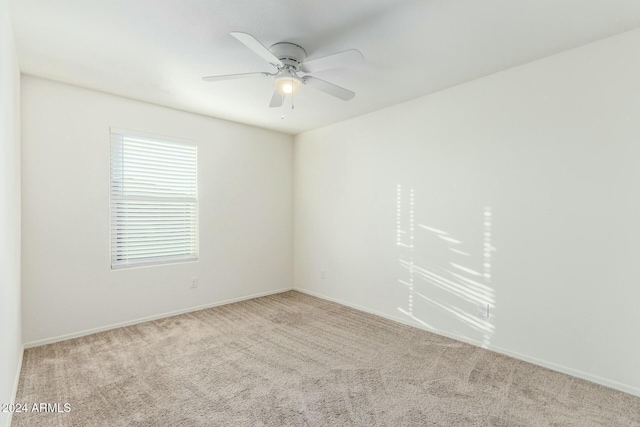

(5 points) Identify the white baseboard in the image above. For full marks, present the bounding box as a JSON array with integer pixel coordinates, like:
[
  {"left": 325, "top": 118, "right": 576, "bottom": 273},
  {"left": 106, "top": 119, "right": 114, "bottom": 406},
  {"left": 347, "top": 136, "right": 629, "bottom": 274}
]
[
  {"left": 293, "top": 287, "right": 640, "bottom": 398},
  {"left": 24, "top": 288, "right": 293, "bottom": 349},
  {"left": 6, "top": 345, "right": 24, "bottom": 427}
]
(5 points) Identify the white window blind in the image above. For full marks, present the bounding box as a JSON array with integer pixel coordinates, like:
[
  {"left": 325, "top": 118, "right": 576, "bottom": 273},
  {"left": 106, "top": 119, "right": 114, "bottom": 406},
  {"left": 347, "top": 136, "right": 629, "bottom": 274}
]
[{"left": 110, "top": 129, "right": 198, "bottom": 269}]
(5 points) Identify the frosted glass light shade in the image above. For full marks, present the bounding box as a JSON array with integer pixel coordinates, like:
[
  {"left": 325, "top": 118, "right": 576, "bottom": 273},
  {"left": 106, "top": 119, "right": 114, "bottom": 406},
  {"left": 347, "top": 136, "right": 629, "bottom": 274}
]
[{"left": 274, "top": 74, "right": 302, "bottom": 95}]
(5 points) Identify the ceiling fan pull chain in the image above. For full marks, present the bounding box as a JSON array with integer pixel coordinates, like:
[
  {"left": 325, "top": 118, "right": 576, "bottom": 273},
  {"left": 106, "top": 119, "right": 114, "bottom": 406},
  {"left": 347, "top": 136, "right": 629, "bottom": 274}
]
[{"left": 291, "top": 76, "right": 295, "bottom": 109}]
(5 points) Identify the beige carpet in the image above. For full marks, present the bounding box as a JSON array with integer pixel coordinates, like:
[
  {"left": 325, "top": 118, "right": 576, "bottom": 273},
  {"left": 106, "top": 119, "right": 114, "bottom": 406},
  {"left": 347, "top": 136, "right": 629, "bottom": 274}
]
[{"left": 13, "top": 291, "right": 640, "bottom": 426}]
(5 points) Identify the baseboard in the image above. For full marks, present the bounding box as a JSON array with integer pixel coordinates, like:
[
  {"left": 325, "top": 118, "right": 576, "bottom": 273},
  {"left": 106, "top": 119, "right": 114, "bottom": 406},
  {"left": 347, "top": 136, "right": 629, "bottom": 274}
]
[
  {"left": 5, "top": 345, "right": 24, "bottom": 427},
  {"left": 24, "top": 288, "right": 293, "bottom": 349},
  {"left": 293, "top": 287, "right": 640, "bottom": 398}
]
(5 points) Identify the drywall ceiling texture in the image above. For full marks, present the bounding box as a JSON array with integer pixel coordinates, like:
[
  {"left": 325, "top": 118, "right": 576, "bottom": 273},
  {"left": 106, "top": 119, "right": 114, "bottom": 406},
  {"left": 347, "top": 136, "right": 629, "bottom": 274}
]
[
  {"left": 21, "top": 76, "right": 293, "bottom": 346},
  {"left": 0, "top": 0, "right": 22, "bottom": 426},
  {"left": 9, "top": 0, "right": 640, "bottom": 134},
  {"left": 294, "top": 28, "right": 640, "bottom": 397}
]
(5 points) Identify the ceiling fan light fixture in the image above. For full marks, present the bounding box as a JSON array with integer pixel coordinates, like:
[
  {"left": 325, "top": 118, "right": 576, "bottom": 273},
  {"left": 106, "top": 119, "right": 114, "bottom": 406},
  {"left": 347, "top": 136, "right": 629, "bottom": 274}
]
[
  {"left": 203, "top": 32, "right": 364, "bottom": 108},
  {"left": 274, "top": 73, "right": 302, "bottom": 95}
]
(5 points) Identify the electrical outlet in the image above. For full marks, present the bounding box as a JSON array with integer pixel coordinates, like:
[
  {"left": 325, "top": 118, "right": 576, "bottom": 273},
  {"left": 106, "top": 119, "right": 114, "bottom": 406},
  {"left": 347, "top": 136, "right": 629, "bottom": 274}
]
[
  {"left": 478, "top": 302, "right": 489, "bottom": 318},
  {"left": 190, "top": 277, "right": 198, "bottom": 288},
  {"left": 321, "top": 270, "right": 326, "bottom": 279}
]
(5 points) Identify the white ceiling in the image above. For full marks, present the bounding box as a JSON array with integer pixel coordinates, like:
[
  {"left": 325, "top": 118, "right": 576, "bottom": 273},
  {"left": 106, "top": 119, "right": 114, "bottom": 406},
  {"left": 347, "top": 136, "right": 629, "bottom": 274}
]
[{"left": 10, "top": 0, "right": 640, "bottom": 135}]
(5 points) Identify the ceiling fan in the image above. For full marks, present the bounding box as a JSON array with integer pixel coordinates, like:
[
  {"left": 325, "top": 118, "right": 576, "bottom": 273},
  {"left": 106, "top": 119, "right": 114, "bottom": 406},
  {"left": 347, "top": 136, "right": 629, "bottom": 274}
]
[{"left": 202, "top": 32, "right": 364, "bottom": 108}]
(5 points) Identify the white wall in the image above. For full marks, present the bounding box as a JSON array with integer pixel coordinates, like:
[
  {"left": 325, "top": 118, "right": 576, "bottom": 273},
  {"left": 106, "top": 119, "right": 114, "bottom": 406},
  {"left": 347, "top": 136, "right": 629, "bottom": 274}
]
[
  {"left": 294, "top": 28, "right": 640, "bottom": 396},
  {"left": 0, "top": 0, "right": 22, "bottom": 426},
  {"left": 22, "top": 76, "right": 293, "bottom": 345}
]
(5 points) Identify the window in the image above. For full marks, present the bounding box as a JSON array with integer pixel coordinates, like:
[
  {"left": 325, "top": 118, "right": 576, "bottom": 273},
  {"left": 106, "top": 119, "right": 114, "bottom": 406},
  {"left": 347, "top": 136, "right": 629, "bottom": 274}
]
[{"left": 110, "top": 128, "right": 198, "bottom": 269}]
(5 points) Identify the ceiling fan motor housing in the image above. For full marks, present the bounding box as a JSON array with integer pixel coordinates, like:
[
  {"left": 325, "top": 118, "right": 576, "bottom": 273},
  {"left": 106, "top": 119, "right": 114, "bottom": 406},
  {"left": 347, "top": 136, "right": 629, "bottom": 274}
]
[{"left": 269, "top": 42, "right": 306, "bottom": 71}]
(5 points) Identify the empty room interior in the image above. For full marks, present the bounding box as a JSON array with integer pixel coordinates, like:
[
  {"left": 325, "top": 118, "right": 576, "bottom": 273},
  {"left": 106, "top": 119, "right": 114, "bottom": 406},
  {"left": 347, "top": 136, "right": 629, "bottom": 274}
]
[{"left": 2, "top": 0, "right": 640, "bottom": 425}]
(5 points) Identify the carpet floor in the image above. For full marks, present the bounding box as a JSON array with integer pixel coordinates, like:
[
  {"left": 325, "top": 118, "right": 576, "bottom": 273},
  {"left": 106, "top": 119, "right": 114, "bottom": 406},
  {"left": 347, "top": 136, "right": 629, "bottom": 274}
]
[{"left": 12, "top": 291, "right": 640, "bottom": 426}]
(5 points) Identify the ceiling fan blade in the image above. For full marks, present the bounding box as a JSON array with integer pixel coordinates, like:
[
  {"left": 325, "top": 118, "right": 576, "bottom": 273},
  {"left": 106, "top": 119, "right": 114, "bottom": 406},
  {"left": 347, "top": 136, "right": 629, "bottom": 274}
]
[
  {"left": 231, "top": 32, "right": 283, "bottom": 68},
  {"left": 269, "top": 89, "right": 284, "bottom": 108},
  {"left": 301, "top": 49, "right": 364, "bottom": 73},
  {"left": 202, "top": 72, "right": 269, "bottom": 82},
  {"left": 302, "top": 76, "right": 355, "bottom": 101}
]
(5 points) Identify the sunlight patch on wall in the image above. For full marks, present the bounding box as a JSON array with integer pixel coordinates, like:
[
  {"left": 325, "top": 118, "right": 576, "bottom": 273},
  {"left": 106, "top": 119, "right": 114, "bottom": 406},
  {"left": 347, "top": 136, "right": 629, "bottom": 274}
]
[{"left": 396, "top": 185, "right": 496, "bottom": 346}]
